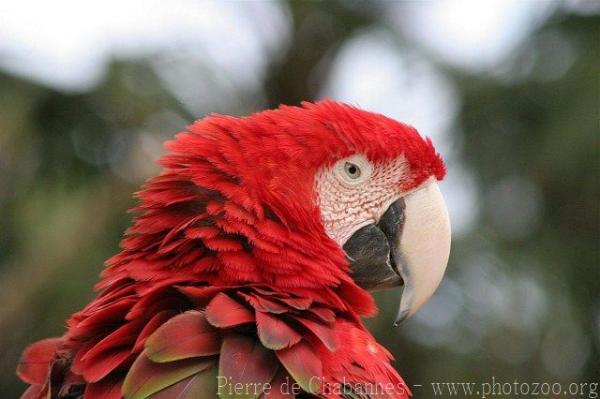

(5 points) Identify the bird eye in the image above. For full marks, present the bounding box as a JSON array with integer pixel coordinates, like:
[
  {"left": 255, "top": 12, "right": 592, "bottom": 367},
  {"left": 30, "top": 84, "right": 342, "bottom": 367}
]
[
  {"left": 334, "top": 155, "right": 372, "bottom": 186},
  {"left": 344, "top": 162, "right": 361, "bottom": 179}
]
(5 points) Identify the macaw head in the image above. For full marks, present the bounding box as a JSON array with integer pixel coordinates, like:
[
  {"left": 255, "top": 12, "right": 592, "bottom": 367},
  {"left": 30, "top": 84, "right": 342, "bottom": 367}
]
[{"left": 129, "top": 100, "right": 450, "bottom": 324}]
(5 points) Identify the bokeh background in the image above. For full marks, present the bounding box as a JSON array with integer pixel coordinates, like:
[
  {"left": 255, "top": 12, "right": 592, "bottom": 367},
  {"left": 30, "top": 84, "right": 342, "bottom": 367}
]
[{"left": 1, "top": 0, "right": 598, "bottom": 396}]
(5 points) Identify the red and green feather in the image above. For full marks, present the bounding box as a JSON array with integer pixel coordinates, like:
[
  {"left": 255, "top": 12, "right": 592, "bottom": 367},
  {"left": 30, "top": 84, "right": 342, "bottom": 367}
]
[{"left": 16, "top": 101, "right": 437, "bottom": 398}]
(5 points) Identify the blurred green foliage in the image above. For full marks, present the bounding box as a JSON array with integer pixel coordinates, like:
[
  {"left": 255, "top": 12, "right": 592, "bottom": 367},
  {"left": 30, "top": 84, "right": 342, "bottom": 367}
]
[{"left": 0, "top": 2, "right": 598, "bottom": 397}]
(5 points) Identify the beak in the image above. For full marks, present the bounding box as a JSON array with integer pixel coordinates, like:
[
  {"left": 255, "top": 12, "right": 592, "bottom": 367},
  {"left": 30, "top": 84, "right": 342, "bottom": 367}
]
[{"left": 343, "top": 179, "right": 451, "bottom": 325}]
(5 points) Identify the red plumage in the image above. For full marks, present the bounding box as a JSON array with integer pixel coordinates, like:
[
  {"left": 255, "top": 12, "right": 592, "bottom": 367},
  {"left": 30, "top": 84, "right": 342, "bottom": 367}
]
[{"left": 18, "top": 101, "right": 444, "bottom": 398}]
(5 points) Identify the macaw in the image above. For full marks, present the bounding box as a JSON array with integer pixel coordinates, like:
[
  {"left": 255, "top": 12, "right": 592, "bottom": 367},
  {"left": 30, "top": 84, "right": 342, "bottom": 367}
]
[{"left": 17, "top": 100, "right": 451, "bottom": 399}]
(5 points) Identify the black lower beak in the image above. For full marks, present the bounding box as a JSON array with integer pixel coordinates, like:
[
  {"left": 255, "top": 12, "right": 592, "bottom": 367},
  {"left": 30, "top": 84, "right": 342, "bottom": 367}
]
[{"left": 343, "top": 199, "right": 406, "bottom": 291}]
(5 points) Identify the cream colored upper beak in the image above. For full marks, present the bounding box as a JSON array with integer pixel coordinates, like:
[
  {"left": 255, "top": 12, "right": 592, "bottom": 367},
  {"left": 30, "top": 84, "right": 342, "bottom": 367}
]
[{"left": 393, "top": 179, "right": 451, "bottom": 324}]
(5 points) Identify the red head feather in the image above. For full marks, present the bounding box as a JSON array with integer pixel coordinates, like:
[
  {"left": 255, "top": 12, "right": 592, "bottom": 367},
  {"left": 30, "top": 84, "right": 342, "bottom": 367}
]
[{"left": 107, "top": 100, "right": 444, "bottom": 288}]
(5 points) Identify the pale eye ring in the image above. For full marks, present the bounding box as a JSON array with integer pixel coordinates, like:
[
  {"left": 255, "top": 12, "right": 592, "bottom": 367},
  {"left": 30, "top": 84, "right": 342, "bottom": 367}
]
[
  {"left": 333, "top": 154, "right": 372, "bottom": 186},
  {"left": 344, "top": 162, "right": 361, "bottom": 179}
]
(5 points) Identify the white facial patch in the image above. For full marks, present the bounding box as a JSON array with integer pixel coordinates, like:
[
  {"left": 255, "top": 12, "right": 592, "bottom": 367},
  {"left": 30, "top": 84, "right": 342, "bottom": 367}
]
[{"left": 315, "top": 155, "right": 410, "bottom": 245}]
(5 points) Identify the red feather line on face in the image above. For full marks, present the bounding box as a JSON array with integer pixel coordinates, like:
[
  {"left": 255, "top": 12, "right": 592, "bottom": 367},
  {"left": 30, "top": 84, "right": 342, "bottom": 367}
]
[{"left": 15, "top": 100, "right": 441, "bottom": 398}]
